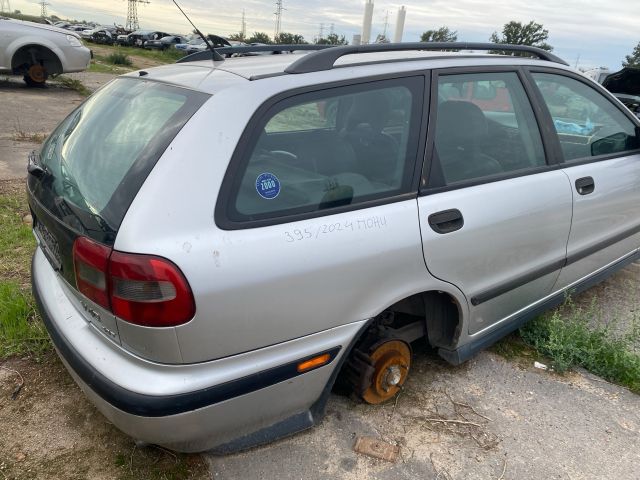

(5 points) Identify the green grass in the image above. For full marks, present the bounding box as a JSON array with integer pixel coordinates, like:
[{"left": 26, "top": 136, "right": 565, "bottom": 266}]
[
  {"left": 0, "top": 183, "right": 50, "bottom": 359},
  {"left": 54, "top": 75, "right": 91, "bottom": 96},
  {"left": 520, "top": 298, "right": 640, "bottom": 393},
  {"left": 92, "top": 44, "right": 186, "bottom": 65},
  {"left": 105, "top": 52, "right": 133, "bottom": 66},
  {"left": 0, "top": 281, "right": 49, "bottom": 358},
  {"left": 114, "top": 448, "right": 206, "bottom": 480}
]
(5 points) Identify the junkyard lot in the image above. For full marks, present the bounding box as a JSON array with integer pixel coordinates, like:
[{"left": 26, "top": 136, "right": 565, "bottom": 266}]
[{"left": 1, "top": 74, "right": 639, "bottom": 480}]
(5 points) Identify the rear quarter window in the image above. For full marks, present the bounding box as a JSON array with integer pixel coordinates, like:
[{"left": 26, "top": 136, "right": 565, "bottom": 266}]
[{"left": 220, "top": 76, "right": 424, "bottom": 225}]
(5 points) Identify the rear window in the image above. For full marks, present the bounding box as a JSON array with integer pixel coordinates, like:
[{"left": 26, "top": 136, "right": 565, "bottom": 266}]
[{"left": 37, "top": 78, "right": 209, "bottom": 236}]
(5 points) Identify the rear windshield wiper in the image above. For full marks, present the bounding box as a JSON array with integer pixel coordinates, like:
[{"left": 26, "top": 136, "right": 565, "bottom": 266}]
[{"left": 27, "top": 150, "right": 51, "bottom": 179}]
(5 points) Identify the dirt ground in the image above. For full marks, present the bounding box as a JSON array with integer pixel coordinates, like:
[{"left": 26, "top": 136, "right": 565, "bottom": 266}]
[{"left": 1, "top": 67, "right": 639, "bottom": 480}]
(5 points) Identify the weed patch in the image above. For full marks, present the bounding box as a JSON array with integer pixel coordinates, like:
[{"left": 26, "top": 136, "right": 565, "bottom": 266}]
[
  {"left": 106, "top": 52, "right": 133, "bottom": 66},
  {"left": 520, "top": 299, "right": 640, "bottom": 393},
  {"left": 54, "top": 75, "right": 91, "bottom": 96},
  {"left": 0, "top": 281, "right": 49, "bottom": 358}
]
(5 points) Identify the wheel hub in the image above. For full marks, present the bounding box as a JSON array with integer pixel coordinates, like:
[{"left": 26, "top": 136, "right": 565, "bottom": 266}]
[
  {"left": 362, "top": 340, "right": 411, "bottom": 404},
  {"left": 28, "top": 64, "right": 47, "bottom": 84}
]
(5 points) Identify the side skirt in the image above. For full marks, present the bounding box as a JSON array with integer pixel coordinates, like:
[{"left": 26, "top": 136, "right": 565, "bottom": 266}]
[{"left": 438, "top": 249, "right": 640, "bottom": 365}]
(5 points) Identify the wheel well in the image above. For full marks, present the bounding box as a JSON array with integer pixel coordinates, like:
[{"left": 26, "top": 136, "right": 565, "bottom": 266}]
[
  {"left": 366, "top": 291, "right": 462, "bottom": 349},
  {"left": 11, "top": 44, "right": 63, "bottom": 75}
]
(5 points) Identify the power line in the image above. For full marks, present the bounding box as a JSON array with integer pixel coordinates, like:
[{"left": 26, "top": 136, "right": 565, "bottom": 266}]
[
  {"left": 0, "top": 0, "right": 11, "bottom": 14},
  {"left": 125, "top": 0, "right": 149, "bottom": 31},
  {"left": 39, "top": 0, "right": 50, "bottom": 17},
  {"left": 273, "top": 0, "right": 283, "bottom": 40}
]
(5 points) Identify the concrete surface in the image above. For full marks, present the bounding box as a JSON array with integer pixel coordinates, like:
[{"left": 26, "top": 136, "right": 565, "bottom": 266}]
[{"left": 207, "top": 350, "right": 640, "bottom": 479}]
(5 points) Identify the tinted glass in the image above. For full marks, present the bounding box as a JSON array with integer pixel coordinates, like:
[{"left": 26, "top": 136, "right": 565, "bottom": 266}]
[
  {"left": 532, "top": 73, "right": 639, "bottom": 161},
  {"left": 434, "top": 72, "right": 546, "bottom": 184},
  {"left": 36, "top": 78, "right": 209, "bottom": 236},
  {"left": 229, "top": 77, "right": 423, "bottom": 221}
]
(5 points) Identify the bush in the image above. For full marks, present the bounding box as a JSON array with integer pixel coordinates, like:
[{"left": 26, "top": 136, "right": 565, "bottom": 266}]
[{"left": 106, "top": 52, "right": 133, "bottom": 66}]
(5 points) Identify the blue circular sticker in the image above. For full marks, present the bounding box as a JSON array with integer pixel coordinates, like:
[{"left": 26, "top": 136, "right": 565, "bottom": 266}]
[{"left": 256, "top": 172, "right": 281, "bottom": 199}]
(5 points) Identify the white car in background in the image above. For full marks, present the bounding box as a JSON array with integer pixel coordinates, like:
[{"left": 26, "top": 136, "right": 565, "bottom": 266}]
[{"left": 0, "top": 17, "right": 91, "bottom": 86}]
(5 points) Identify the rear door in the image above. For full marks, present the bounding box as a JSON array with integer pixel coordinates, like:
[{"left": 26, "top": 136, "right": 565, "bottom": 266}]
[
  {"left": 529, "top": 70, "right": 640, "bottom": 289},
  {"left": 417, "top": 69, "right": 573, "bottom": 335}
]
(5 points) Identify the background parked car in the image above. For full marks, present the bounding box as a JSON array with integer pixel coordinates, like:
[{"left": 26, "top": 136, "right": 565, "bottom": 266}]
[
  {"left": 602, "top": 67, "right": 640, "bottom": 119},
  {"left": 0, "top": 17, "right": 91, "bottom": 86},
  {"left": 184, "top": 34, "right": 231, "bottom": 54},
  {"left": 145, "top": 35, "right": 189, "bottom": 50},
  {"left": 175, "top": 37, "right": 204, "bottom": 52},
  {"left": 117, "top": 30, "right": 171, "bottom": 47}
]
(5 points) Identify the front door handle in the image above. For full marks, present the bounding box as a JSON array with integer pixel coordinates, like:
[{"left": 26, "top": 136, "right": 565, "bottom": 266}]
[
  {"left": 575, "top": 176, "right": 595, "bottom": 195},
  {"left": 428, "top": 209, "right": 464, "bottom": 234}
]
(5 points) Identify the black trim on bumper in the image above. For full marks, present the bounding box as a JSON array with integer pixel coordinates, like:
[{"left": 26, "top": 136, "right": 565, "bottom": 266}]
[{"left": 32, "top": 257, "right": 341, "bottom": 417}]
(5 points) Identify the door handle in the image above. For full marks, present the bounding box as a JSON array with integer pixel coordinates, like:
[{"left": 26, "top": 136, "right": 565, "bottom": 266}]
[
  {"left": 428, "top": 209, "right": 464, "bottom": 234},
  {"left": 575, "top": 176, "right": 595, "bottom": 195}
]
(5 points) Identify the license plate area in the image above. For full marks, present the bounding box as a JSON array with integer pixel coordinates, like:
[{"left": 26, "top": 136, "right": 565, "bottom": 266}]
[{"left": 34, "top": 216, "right": 62, "bottom": 271}]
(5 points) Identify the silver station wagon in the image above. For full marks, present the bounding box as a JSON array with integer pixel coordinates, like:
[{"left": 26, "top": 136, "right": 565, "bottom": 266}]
[{"left": 28, "top": 42, "right": 640, "bottom": 453}]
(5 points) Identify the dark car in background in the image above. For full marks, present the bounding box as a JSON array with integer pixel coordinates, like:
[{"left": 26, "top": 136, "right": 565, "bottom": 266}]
[
  {"left": 602, "top": 67, "right": 640, "bottom": 119},
  {"left": 116, "top": 30, "right": 171, "bottom": 47},
  {"left": 145, "top": 35, "right": 189, "bottom": 50}
]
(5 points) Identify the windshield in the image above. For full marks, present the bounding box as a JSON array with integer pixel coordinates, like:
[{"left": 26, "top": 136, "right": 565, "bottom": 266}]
[{"left": 36, "top": 77, "right": 209, "bottom": 238}]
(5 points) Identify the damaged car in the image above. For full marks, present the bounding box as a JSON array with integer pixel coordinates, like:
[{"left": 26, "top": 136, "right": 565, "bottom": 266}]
[
  {"left": 0, "top": 16, "right": 91, "bottom": 86},
  {"left": 602, "top": 67, "right": 640, "bottom": 119}
]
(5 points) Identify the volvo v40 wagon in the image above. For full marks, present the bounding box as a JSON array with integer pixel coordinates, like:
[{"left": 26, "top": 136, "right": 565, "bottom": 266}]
[{"left": 28, "top": 42, "right": 640, "bottom": 452}]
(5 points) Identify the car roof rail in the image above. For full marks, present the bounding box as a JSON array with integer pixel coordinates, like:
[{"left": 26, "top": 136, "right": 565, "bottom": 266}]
[
  {"left": 284, "top": 42, "right": 569, "bottom": 74},
  {"left": 176, "top": 44, "right": 334, "bottom": 63}
]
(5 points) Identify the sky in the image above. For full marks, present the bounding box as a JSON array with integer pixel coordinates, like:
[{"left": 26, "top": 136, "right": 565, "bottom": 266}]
[{"left": 9, "top": 0, "right": 639, "bottom": 71}]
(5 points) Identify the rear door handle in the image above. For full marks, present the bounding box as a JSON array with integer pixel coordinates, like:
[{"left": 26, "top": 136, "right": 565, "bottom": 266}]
[
  {"left": 428, "top": 209, "right": 464, "bottom": 234},
  {"left": 575, "top": 176, "right": 595, "bottom": 195}
]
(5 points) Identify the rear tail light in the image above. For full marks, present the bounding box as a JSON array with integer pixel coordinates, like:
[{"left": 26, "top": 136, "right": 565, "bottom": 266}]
[
  {"left": 72, "top": 237, "right": 195, "bottom": 327},
  {"left": 109, "top": 252, "right": 195, "bottom": 327}
]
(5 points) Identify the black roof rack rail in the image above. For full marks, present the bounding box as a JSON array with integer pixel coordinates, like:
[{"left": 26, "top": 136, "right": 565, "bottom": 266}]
[
  {"left": 176, "top": 44, "right": 333, "bottom": 63},
  {"left": 284, "top": 42, "right": 569, "bottom": 74}
]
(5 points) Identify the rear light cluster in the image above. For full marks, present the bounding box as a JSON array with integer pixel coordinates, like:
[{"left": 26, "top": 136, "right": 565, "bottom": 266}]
[{"left": 73, "top": 236, "right": 195, "bottom": 327}]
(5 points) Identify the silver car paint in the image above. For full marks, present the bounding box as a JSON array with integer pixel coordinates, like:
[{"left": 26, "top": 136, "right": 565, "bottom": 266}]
[
  {"left": 554, "top": 154, "right": 640, "bottom": 290},
  {"left": 31, "top": 51, "right": 640, "bottom": 452},
  {"left": 418, "top": 171, "right": 574, "bottom": 335},
  {"left": 0, "top": 18, "right": 91, "bottom": 73}
]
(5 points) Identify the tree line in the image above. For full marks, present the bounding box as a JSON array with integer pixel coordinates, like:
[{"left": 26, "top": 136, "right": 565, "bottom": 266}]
[{"left": 230, "top": 21, "right": 640, "bottom": 68}]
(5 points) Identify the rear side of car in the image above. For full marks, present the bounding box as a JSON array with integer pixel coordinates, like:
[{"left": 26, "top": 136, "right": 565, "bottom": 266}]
[{"left": 29, "top": 46, "right": 640, "bottom": 453}]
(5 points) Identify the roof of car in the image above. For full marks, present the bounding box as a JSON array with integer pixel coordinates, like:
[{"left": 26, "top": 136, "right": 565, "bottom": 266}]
[{"left": 124, "top": 44, "right": 574, "bottom": 94}]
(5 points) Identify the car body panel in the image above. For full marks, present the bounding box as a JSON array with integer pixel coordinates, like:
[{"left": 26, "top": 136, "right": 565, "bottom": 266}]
[
  {"left": 418, "top": 171, "right": 573, "bottom": 335},
  {"left": 0, "top": 18, "right": 91, "bottom": 73}
]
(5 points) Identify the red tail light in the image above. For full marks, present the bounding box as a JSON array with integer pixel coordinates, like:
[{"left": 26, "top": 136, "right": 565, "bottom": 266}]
[
  {"left": 72, "top": 237, "right": 195, "bottom": 327},
  {"left": 73, "top": 237, "right": 111, "bottom": 309}
]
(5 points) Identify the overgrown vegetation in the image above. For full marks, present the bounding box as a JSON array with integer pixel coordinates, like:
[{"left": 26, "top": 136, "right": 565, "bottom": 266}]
[
  {"left": 114, "top": 447, "right": 207, "bottom": 480},
  {"left": 106, "top": 52, "right": 133, "bottom": 66},
  {"left": 0, "top": 181, "right": 50, "bottom": 359},
  {"left": 54, "top": 75, "right": 91, "bottom": 96},
  {"left": 517, "top": 298, "right": 640, "bottom": 393}
]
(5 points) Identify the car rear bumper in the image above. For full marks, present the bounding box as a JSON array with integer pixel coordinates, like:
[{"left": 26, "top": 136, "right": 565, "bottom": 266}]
[{"left": 32, "top": 247, "right": 364, "bottom": 452}]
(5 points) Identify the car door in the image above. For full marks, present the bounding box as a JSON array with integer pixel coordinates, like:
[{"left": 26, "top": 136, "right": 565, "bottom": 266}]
[
  {"left": 417, "top": 69, "right": 573, "bottom": 336},
  {"left": 529, "top": 70, "right": 640, "bottom": 290}
]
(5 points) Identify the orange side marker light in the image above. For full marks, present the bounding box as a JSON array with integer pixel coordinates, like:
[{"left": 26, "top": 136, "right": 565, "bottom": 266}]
[{"left": 297, "top": 353, "right": 331, "bottom": 373}]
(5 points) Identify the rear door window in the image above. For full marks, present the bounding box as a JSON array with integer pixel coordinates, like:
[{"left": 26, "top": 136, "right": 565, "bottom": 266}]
[
  {"left": 224, "top": 77, "right": 424, "bottom": 223},
  {"left": 433, "top": 72, "right": 546, "bottom": 185}
]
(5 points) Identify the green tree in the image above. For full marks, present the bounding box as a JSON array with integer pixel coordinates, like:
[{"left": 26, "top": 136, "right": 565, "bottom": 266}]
[
  {"left": 490, "top": 20, "right": 553, "bottom": 51},
  {"left": 247, "top": 31, "right": 272, "bottom": 44},
  {"left": 316, "top": 33, "right": 348, "bottom": 45},
  {"left": 623, "top": 41, "right": 640, "bottom": 67},
  {"left": 420, "top": 27, "right": 457, "bottom": 42},
  {"left": 228, "top": 32, "right": 246, "bottom": 42},
  {"left": 275, "top": 32, "right": 307, "bottom": 44}
]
